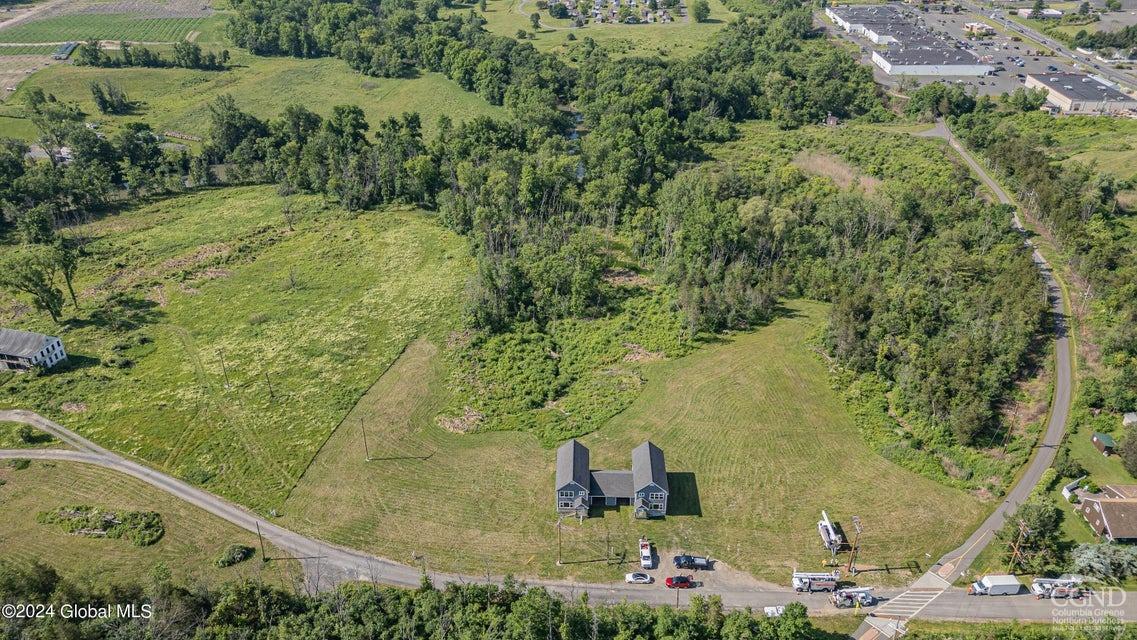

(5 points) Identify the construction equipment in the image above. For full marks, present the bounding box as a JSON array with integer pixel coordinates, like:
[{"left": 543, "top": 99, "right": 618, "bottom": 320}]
[
  {"left": 830, "top": 587, "right": 875, "bottom": 608},
  {"left": 792, "top": 570, "right": 840, "bottom": 593},
  {"left": 1030, "top": 577, "right": 1086, "bottom": 599},
  {"left": 818, "top": 511, "right": 844, "bottom": 554}
]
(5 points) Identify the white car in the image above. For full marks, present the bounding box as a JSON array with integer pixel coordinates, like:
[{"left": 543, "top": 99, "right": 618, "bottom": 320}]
[{"left": 625, "top": 572, "right": 653, "bottom": 584}]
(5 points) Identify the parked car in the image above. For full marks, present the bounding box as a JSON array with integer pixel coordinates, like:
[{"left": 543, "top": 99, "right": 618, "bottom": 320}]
[
  {"left": 665, "top": 575, "right": 695, "bottom": 589},
  {"left": 673, "top": 555, "right": 712, "bottom": 570},
  {"left": 625, "top": 572, "right": 653, "bottom": 584}
]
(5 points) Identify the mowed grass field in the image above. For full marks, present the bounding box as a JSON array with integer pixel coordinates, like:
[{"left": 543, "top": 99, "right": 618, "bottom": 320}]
[
  {"left": 467, "top": 0, "right": 733, "bottom": 59},
  {"left": 0, "top": 53, "right": 504, "bottom": 140},
  {"left": 0, "top": 186, "right": 472, "bottom": 513},
  {"left": 283, "top": 301, "right": 987, "bottom": 584},
  {"left": 0, "top": 14, "right": 206, "bottom": 43},
  {"left": 0, "top": 460, "right": 299, "bottom": 586}
]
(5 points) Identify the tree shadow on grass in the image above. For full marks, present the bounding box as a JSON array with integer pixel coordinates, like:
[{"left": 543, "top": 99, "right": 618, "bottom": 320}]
[{"left": 67, "top": 293, "right": 164, "bottom": 332}]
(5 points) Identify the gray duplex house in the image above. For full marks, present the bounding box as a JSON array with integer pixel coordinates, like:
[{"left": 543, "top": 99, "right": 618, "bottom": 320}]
[{"left": 555, "top": 439, "right": 668, "bottom": 519}]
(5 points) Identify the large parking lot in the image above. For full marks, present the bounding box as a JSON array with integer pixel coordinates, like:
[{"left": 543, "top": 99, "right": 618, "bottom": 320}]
[{"left": 823, "top": 4, "right": 1084, "bottom": 96}]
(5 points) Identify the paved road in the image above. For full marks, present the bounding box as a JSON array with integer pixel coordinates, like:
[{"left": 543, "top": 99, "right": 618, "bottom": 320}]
[
  {"left": 0, "top": 410, "right": 838, "bottom": 610},
  {"left": 7, "top": 410, "right": 1132, "bottom": 624},
  {"left": 916, "top": 120, "right": 1074, "bottom": 584},
  {"left": 847, "top": 120, "right": 1082, "bottom": 639},
  {"left": 960, "top": 0, "right": 1137, "bottom": 90}
]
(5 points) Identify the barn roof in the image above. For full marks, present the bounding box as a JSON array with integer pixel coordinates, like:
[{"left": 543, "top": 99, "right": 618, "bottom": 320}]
[{"left": 0, "top": 328, "right": 54, "bottom": 358}]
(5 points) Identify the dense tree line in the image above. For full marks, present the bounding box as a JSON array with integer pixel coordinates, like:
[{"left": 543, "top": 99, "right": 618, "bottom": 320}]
[
  {"left": 0, "top": 88, "right": 201, "bottom": 326},
  {"left": 4, "top": 0, "right": 1044, "bottom": 450},
  {"left": 1071, "top": 24, "right": 1137, "bottom": 53},
  {"left": 74, "top": 41, "right": 231, "bottom": 71},
  {"left": 632, "top": 126, "right": 1048, "bottom": 445},
  {"left": 204, "top": 0, "right": 882, "bottom": 331},
  {"left": 0, "top": 560, "right": 837, "bottom": 640},
  {"left": 952, "top": 108, "right": 1137, "bottom": 413}
]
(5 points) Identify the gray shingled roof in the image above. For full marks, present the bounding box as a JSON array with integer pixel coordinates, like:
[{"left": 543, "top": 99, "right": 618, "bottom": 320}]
[
  {"left": 589, "top": 470, "right": 632, "bottom": 497},
  {"left": 556, "top": 439, "right": 590, "bottom": 490},
  {"left": 0, "top": 328, "right": 52, "bottom": 358},
  {"left": 631, "top": 441, "right": 667, "bottom": 492}
]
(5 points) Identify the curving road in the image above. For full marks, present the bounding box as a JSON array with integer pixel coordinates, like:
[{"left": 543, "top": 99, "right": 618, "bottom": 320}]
[
  {"left": 847, "top": 120, "right": 1082, "bottom": 639},
  {"left": 0, "top": 129, "right": 1115, "bottom": 627},
  {"left": 918, "top": 119, "right": 1074, "bottom": 584}
]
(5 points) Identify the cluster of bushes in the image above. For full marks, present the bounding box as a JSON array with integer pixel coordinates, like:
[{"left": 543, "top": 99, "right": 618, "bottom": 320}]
[
  {"left": 36, "top": 506, "right": 165, "bottom": 547},
  {"left": 216, "top": 544, "right": 256, "bottom": 567}
]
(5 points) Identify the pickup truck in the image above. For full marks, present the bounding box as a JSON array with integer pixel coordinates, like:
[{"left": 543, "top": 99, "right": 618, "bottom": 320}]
[
  {"left": 673, "top": 555, "right": 712, "bottom": 570},
  {"left": 639, "top": 539, "right": 654, "bottom": 570}
]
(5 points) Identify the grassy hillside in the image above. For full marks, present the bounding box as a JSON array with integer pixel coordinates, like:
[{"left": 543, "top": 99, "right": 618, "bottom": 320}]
[
  {"left": 283, "top": 301, "right": 987, "bottom": 584},
  {"left": 0, "top": 52, "right": 504, "bottom": 140},
  {"left": 0, "top": 186, "right": 472, "bottom": 512},
  {"left": 0, "top": 460, "right": 297, "bottom": 586}
]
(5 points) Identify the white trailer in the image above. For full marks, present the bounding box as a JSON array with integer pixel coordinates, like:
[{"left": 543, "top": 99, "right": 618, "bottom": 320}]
[
  {"left": 968, "top": 574, "right": 1022, "bottom": 596},
  {"left": 792, "top": 570, "right": 840, "bottom": 593}
]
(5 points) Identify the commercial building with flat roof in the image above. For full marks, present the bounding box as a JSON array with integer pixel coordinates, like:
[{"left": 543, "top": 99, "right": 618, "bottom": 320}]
[
  {"left": 828, "top": 4, "right": 993, "bottom": 76},
  {"left": 872, "top": 47, "right": 994, "bottom": 76},
  {"left": 1025, "top": 73, "right": 1137, "bottom": 114}
]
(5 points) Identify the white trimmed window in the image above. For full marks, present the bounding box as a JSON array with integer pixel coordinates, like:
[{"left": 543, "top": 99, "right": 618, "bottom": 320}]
[
  {"left": 559, "top": 490, "right": 574, "bottom": 499},
  {"left": 650, "top": 504, "right": 664, "bottom": 511},
  {"left": 559, "top": 501, "right": 572, "bottom": 509},
  {"left": 649, "top": 492, "right": 665, "bottom": 502}
]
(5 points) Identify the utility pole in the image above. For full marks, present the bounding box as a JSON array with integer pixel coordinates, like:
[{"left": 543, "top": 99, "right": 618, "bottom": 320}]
[
  {"left": 846, "top": 516, "right": 863, "bottom": 575},
  {"left": 1002, "top": 407, "right": 1018, "bottom": 455},
  {"left": 256, "top": 521, "right": 267, "bottom": 562},
  {"left": 265, "top": 371, "right": 275, "bottom": 401},
  {"left": 360, "top": 417, "right": 371, "bottom": 461},
  {"left": 1007, "top": 519, "right": 1031, "bottom": 572},
  {"left": 556, "top": 518, "right": 563, "bottom": 566},
  {"left": 218, "top": 349, "right": 231, "bottom": 389}
]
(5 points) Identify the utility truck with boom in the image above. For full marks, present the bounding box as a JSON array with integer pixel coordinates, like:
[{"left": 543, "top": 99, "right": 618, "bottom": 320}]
[{"left": 791, "top": 570, "right": 840, "bottom": 593}]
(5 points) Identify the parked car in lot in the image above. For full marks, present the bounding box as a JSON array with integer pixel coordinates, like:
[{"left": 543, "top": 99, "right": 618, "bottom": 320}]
[
  {"left": 625, "top": 572, "right": 653, "bottom": 584},
  {"left": 665, "top": 575, "right": 695, "bottom": 589},
  {"left": 673, "top": 555, "right": 712, "bottom": 570}
]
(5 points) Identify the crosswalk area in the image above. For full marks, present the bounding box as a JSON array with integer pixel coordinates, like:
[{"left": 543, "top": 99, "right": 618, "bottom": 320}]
[{"left": 871, "top": 588, "right": 943, "bottom": 619}]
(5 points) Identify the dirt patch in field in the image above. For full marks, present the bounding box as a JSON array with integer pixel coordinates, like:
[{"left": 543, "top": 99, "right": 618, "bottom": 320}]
[
  {"left": 159, "top": 243, "right": 230, "bottom": 273},
  {"left": 603, "top": 267, "right": 651, "bottom": 288},
  {"left": 792, "top": 150, "right": 882, "bottom": 195},
  {"left": 438, "top": 406, "right": 483, "bottom": 433},
  {"left": 61, "top": 402, "right": 88, "bottom": 413},
  {"left": 623, "top": 342, "right": 664, "bottom": 363}
]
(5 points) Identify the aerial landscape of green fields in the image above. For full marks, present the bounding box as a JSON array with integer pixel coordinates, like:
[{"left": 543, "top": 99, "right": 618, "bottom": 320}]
[{"left": 1, "top": 0, "right": 1136, "bottom": 635}]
